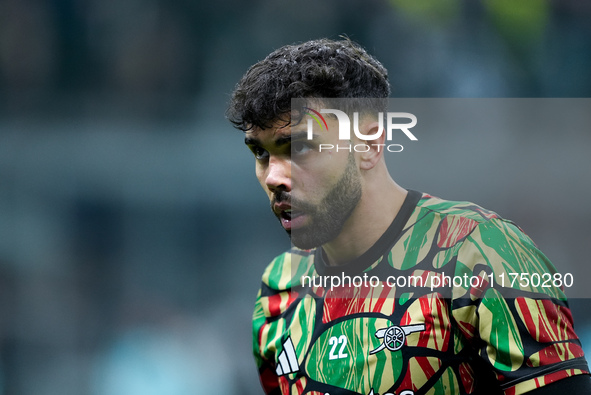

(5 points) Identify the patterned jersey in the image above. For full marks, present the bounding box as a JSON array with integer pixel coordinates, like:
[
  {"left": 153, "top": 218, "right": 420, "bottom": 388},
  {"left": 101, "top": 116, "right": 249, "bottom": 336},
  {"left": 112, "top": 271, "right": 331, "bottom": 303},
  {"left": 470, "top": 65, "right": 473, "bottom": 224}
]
[{"left": 252, "top": 190, "right": 589, "bottom": 395}]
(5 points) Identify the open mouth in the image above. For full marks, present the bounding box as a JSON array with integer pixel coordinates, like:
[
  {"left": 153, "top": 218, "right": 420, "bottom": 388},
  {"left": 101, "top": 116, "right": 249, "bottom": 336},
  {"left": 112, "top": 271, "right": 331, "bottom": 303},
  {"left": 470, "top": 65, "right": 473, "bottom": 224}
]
[
  {"left": 279, "top": 209, "right": 305, "bottom": 231},
  {"left": 281, "top": 209, "right": 303, "bottom": 220},
  {"left": 281, "top": 209, "right": 291, "bottom": 221}
]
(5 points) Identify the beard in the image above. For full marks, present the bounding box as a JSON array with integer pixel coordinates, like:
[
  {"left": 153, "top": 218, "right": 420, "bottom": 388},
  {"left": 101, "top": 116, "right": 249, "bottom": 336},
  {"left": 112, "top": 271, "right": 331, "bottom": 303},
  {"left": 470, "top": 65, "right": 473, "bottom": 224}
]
[{"left": 274, "top": 152, "right": 362, "bottom": 250}]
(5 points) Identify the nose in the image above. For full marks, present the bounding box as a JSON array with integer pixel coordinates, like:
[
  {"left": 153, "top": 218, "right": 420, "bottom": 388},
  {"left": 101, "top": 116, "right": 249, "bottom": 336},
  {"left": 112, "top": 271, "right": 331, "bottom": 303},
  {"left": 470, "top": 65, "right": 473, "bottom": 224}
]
[{"left": 265, "top": 156, "right": 291, "bottom": 192}]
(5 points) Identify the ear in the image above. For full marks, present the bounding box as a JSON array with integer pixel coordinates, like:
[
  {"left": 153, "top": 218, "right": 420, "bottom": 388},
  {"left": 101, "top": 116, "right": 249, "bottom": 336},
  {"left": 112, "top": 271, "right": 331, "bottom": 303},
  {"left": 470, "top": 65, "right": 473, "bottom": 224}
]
[{"left": 356, "top": 120, "right": 386, "bottom": 171}]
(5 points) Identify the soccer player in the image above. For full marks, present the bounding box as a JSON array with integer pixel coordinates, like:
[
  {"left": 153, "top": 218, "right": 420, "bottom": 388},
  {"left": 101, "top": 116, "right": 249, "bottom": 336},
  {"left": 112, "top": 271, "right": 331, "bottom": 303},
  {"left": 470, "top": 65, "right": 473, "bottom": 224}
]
[{"left": 227, "top": 38, "right": 591, "bottom": 394}]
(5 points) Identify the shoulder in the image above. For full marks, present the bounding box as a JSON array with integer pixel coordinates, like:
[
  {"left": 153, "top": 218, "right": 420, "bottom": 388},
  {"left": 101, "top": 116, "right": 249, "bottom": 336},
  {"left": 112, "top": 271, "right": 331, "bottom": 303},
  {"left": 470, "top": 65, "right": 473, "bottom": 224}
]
[
  {"left": 260, "top": 247, "right": 317, "bottom": 292},
  {"left": 401, "top": 193, "right": 506, "bottom": 252},
  {"left": 398, "top": 193, "right": 549, "bottom": 277},
  {"left": 414, "top": 193, "right": 502, "bottom": 224},
  {"left": 253, "top": 248, "right": 316, "bottom": 330},
  {"left": 432, "top": 196, "right": 565, "bottom": 299},
  {"left": 413, "top": 193, "right": 539, "bottom": 246},
  {"left": 414, "top": 194, "right": 549, "bottom": 267}
]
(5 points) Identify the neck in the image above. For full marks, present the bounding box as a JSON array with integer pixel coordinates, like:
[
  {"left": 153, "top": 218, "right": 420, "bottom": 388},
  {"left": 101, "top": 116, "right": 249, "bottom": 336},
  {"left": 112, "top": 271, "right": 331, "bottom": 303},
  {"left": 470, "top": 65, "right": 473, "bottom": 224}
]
[{"left": 321, "top": 174, "right": 408, "bottom": 266}]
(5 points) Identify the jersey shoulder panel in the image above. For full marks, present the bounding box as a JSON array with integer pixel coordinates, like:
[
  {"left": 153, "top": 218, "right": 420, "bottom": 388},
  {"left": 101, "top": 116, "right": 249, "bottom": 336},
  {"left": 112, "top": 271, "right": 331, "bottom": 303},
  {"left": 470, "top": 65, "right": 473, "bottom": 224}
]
[
  {"left": 458, "top": 216, "right": 563, "bottom": 297},
  {"left": 389, "top": 193, "right": 502, "bottom": 271},
  {"left": 413, "top": 194, "right": 550, "bottom": 279},
  {"left": 256, "top": 248, "right": 317, "bottom": 323},
  {"left": 451, "top": 217, "right": 589, "bottom": 391},
  {"left": 414, "top": 193, "right": 501, "bottom": 224},
  {"left": 261, "top": 248, "right": 317, "bottom": 292}
]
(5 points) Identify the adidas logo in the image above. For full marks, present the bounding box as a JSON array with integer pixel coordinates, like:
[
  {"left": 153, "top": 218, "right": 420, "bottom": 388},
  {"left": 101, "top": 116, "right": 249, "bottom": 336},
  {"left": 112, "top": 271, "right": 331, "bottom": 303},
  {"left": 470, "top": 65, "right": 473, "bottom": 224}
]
[{"left": 275, "top": 337, "right": 299, "bottom": 376}]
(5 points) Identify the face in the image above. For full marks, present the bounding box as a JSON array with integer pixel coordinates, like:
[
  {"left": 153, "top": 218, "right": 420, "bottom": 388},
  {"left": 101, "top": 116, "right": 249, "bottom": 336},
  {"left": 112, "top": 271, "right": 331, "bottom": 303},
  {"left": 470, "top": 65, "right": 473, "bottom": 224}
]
[{"left": 244, "top": 116, "right": 362, "bottom": 250}]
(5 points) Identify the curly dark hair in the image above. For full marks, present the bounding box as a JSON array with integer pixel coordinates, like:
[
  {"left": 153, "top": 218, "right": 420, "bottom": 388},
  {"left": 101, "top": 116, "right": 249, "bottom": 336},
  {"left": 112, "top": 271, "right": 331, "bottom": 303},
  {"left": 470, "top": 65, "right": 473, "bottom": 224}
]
[{"left": 227, "top": 38, "right": 390, "bottom": 131}]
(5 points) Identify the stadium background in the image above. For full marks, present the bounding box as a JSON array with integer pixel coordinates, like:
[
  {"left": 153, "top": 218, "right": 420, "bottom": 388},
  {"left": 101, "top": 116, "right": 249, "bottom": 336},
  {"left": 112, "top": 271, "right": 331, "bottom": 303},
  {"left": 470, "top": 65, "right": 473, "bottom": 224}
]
[{"left": 0, "top": 0, "right": 590, "bottom": 393}]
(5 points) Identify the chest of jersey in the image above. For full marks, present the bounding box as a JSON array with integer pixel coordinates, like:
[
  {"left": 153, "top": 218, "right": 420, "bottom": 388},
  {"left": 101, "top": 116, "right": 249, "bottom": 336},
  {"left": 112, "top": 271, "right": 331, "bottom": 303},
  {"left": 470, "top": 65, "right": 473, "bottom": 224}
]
[{"left": 274, "top": 289, "right": 473, "bottom": 395}]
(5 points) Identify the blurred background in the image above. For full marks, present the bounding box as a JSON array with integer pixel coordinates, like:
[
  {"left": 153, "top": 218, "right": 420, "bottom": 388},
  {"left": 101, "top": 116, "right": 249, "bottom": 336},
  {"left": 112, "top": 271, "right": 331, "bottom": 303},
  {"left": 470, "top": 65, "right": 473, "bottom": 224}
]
[{"left": 0, "top": 0, "right": 590, "bottom": 394}]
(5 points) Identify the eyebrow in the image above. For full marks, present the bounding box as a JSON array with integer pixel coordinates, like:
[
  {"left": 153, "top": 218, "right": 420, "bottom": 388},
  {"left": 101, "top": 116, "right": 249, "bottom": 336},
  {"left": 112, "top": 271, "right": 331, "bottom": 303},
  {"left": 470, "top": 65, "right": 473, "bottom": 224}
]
[
  {"left": 290, "top": 130, "right": 315, "bottom": 141},
  {"left": 244, "top": 136, "right": 260, "bottom": 146},
  {"left": 244, "top": 131, "right": 316, "bottom": 148}
]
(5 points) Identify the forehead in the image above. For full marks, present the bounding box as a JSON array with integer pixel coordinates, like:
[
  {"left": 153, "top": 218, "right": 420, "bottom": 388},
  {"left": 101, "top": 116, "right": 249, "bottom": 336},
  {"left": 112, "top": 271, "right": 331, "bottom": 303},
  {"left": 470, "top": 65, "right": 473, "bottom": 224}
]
[
  {"left": 245, "top": 122, "right": 291, "bottom": 141},
  {"left": 243, "top": 109, "right": 340, "bottom": 145}
]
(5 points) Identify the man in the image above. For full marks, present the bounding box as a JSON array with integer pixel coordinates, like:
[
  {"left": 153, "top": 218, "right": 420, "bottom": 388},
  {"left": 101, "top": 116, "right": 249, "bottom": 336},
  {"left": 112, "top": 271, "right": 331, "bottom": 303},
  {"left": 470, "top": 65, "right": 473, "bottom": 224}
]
[{"left": 227, "top": 38, "right": 591, "bottom": 394}]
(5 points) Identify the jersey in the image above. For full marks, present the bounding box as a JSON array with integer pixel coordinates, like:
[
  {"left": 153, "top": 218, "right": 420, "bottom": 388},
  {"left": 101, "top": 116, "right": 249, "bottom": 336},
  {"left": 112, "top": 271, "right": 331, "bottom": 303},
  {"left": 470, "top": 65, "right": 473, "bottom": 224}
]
[{"left": 252, "top": 190, "right": 589, "bottom": 395}]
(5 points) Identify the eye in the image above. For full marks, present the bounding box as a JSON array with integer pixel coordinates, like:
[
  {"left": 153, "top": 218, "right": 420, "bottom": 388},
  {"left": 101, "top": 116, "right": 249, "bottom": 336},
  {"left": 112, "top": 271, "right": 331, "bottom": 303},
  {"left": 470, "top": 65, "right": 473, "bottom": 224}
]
[
  {"left": 250, "top": 146, "right": 269, "bottom": 160},
  {"left": 292, "top": 141, "right": 312, "bottom": 155}
]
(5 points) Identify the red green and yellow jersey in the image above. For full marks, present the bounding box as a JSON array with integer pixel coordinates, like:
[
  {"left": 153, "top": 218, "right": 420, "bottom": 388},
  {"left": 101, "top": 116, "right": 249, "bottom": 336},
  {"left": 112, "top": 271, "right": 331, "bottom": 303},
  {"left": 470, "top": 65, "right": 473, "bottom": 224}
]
[{"left": 252, "top": 190, "right": 589, "bottom": 395}]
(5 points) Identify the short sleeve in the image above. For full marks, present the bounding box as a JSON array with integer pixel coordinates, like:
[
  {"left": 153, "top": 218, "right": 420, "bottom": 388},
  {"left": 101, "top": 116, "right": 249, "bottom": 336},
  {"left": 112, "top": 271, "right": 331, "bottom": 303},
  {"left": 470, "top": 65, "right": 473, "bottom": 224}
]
[{"left": 452, "top": 219, "right": 589, "bottom": 394}]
